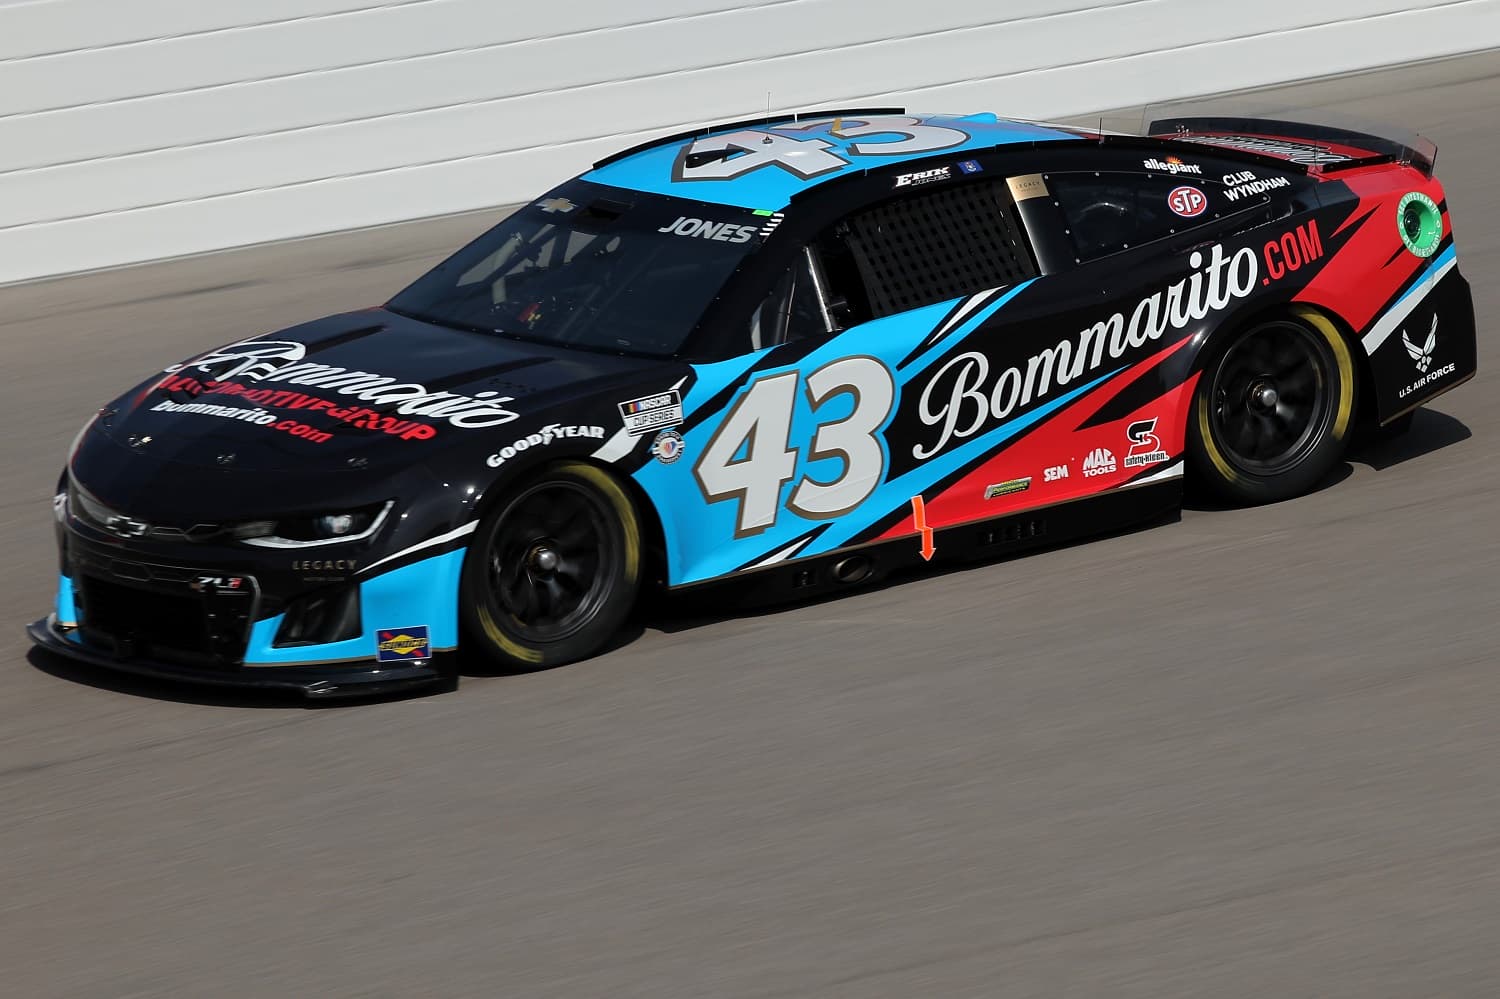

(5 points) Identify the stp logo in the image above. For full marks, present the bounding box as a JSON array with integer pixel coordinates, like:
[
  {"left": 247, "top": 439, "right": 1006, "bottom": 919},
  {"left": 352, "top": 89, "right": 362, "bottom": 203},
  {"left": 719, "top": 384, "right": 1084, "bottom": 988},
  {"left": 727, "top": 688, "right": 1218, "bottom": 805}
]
[{"left": 1167, "top": 186, "right": 1207, "bottom": 218}]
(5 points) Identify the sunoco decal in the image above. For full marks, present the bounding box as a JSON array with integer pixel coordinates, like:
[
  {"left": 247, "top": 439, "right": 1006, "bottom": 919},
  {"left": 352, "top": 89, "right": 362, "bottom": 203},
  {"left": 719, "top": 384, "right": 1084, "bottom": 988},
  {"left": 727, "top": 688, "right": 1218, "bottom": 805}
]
[{"left": 376, "top": 626, "right": 431, "bottom": 662}]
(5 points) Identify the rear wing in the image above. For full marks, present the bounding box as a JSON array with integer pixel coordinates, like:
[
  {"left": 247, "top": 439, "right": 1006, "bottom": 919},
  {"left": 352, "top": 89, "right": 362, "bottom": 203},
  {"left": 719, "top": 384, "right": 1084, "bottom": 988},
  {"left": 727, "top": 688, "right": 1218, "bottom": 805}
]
[{"left": 1097, "top": 100, "right": 1438, "bottom": 177}]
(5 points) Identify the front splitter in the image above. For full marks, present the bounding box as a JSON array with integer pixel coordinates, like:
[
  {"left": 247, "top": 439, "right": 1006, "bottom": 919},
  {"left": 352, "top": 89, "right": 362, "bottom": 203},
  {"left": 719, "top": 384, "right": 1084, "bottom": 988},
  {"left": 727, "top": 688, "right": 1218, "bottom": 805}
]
[{"left": 27, "top": 617, "right": 450, "bottom": 699}]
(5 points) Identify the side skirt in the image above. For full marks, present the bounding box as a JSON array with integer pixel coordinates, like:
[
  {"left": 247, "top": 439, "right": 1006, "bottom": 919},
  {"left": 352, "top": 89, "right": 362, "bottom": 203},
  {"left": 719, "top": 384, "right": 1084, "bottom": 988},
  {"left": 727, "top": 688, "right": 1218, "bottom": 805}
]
[{"left": 669, "top": 479, "right": 1182, "bottom": 609}]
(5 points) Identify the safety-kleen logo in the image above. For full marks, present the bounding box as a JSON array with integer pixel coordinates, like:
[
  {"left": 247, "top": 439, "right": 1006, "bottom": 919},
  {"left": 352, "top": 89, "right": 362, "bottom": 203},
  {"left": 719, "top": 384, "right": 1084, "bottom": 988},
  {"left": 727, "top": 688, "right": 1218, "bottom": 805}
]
[{"left": 376, "top": 626, "right": 431, "bottom": 662}]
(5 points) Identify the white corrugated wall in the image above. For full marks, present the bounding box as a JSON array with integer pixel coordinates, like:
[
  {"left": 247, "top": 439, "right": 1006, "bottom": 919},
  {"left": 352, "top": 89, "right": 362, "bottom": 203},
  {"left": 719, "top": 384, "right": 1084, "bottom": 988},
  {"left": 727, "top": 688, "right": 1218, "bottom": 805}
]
[{"left": 1, "top": 0, "right": 1497, "bottom": 284}]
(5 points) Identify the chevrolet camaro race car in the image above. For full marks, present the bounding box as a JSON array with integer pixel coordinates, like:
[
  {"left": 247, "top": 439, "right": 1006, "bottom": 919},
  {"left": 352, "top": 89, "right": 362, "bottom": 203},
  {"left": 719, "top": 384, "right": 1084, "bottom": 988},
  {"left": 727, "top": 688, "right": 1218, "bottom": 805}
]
[{"left": 30, "top": 108, "right": 1476, "bottom": 697}]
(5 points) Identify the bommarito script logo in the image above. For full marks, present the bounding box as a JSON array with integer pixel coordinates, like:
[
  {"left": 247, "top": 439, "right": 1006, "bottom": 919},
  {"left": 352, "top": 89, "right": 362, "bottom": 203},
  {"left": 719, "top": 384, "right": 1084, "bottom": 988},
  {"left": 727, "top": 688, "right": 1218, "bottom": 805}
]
[
  {"left": 915, "top": 243, "right": 1261, "bottom": 459},
  {"left": 168, "top": 341, "right": 519, "bottom": 429}
]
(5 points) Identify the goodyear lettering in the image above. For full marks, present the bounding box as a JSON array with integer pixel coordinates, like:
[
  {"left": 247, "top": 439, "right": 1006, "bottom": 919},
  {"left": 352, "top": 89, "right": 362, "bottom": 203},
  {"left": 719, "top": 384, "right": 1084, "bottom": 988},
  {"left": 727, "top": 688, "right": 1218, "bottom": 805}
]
[{"left": 487, "top": 424, "right": 606, "bottom": 468}]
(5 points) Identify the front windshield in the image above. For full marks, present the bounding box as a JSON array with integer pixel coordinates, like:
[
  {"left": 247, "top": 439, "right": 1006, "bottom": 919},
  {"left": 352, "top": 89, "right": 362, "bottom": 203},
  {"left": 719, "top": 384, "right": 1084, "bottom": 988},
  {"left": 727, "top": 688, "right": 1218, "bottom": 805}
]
[{"left": 387, "top": 180, "right": 769, "bottom": 357}]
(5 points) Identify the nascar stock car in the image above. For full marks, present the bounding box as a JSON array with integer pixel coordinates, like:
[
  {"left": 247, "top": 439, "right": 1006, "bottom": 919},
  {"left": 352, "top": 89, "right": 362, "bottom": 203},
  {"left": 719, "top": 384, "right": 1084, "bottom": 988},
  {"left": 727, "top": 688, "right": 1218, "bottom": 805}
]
[{"left": 30, "top": 108, "right": 1475, "bottom": 697}]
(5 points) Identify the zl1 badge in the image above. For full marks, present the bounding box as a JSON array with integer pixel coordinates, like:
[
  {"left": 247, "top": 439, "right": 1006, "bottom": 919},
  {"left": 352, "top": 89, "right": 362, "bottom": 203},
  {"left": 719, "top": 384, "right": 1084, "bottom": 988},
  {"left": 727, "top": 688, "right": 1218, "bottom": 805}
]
[{"left": 377, "top": 626, "right": 431, "bottom": 663}]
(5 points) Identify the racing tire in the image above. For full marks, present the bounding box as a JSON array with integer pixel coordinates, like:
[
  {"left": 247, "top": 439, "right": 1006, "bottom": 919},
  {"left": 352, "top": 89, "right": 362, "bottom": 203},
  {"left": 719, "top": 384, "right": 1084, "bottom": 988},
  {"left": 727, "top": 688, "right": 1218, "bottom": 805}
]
[
  {"left": 461, "top": 461, "right": 642, "bottom": 671},
  {"left": 1187, "top": 308, "right": 1357, "bottom": 505}
]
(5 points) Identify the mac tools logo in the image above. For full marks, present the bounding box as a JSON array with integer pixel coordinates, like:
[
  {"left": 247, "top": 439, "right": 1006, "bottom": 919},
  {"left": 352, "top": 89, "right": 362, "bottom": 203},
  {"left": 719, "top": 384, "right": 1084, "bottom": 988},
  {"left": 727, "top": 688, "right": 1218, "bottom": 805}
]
[{"left": 1081, "top": 447, "right": 1117, "bottom": 477}]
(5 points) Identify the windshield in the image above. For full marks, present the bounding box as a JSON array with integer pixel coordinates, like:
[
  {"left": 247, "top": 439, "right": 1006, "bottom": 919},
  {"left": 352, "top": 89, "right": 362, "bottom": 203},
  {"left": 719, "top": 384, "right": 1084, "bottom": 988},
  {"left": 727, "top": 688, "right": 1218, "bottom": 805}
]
[{"left": 387, "top": 180, "right": 769, "bottom": 357}]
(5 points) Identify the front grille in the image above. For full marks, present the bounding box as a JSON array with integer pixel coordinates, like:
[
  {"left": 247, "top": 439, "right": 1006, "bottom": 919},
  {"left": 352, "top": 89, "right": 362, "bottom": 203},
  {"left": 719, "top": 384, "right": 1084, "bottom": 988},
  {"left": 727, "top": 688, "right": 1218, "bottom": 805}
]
[
  {"left": 79, "top": 576, "right": 213, "bottom": 659},
  {"left": 73, "top": 563, "right": 258, "bottom": 668}
]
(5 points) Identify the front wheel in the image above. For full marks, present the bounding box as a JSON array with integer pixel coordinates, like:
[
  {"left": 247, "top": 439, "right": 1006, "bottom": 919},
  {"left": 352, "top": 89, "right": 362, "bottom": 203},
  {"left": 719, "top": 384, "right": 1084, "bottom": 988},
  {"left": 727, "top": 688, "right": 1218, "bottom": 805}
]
[
  {"left": 1187, "top": 308, "right": 1357, "bottom": 505},
  {"left": 461, "top": 462, "right": 642, "bottom": 670}
]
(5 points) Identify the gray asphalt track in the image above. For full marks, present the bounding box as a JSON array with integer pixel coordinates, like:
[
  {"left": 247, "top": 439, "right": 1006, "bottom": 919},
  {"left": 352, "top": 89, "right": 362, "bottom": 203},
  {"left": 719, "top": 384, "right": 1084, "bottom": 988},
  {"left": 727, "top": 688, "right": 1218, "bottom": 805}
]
[{"left": 4, "top": 51, "right": 1500, "bottom": 998}]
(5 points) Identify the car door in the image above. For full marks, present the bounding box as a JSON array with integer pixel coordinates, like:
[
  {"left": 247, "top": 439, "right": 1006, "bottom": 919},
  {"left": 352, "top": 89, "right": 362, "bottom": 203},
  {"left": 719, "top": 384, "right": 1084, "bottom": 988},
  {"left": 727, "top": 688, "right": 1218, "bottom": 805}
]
[{"left": 631, "top": 163, "right": 1234, "bottom": 587}]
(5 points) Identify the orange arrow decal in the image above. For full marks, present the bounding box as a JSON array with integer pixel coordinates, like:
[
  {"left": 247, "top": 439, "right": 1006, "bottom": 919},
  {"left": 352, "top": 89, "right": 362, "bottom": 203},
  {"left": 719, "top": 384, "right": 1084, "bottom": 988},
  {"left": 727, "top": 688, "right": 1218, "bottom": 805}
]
[{"left": 910, "top": 495, "right": 935, "bottom": 561}]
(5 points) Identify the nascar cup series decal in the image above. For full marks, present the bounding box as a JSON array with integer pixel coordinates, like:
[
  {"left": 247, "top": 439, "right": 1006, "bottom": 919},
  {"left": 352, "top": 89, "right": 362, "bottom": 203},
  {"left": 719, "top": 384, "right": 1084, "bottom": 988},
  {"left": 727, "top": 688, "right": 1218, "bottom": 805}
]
[{"left": 619, "top": 390, "right": 683, "bottom": 436}]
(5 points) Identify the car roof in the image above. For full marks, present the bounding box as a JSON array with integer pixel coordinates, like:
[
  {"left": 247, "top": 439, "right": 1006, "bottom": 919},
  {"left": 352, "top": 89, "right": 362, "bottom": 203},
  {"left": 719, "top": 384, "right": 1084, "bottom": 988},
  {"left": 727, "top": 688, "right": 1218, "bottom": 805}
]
[{"left": 581, "top": 109, "right": 1083, "bottom": 211}]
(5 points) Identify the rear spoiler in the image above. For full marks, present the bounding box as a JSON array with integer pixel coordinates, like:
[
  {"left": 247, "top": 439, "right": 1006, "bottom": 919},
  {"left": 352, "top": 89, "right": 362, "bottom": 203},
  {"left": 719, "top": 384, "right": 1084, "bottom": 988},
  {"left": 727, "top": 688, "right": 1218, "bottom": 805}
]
[{"left": 1144, "top": 112, "right": 1437, "bottom": 177}]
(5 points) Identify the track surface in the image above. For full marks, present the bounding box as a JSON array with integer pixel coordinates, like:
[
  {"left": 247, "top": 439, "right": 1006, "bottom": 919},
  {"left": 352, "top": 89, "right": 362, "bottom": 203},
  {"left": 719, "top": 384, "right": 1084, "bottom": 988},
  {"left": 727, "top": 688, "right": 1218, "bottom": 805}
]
[{"left": 4, "top": 53, "right": 1500, "bottom": 998}]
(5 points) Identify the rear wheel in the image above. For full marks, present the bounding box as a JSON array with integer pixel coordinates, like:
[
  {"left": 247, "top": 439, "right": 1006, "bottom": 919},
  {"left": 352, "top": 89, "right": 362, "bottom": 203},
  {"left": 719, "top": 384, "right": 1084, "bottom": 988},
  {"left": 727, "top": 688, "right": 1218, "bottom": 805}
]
[
  {"left": 461, "top": 462, "right": 642, "bottom": 670},
  {"left": 1188, "top": 308, "right": 1356, "bottom": 505}
]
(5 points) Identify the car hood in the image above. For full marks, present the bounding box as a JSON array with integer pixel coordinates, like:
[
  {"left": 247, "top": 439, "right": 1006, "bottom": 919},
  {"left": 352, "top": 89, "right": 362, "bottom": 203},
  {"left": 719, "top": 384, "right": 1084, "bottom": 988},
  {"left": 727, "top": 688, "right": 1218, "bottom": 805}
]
[{"left": 93, "top": 309, "right": 659, "bottom": 473}]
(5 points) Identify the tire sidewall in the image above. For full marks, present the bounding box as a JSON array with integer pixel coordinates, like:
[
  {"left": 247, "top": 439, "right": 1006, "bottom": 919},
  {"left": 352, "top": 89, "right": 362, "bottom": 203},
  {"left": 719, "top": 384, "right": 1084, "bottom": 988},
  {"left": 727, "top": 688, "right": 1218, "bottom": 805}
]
[
  {"left": 1188, "top": 309, "right": 1357, "bottom": 505},
  {"left": 461, "top": 461, "right": 642, "bottom": 670}
]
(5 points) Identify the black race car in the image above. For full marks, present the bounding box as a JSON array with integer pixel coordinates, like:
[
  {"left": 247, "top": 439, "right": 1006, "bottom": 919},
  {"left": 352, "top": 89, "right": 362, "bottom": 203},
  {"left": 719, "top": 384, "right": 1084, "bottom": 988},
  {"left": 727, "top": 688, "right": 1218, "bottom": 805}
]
[{"left": 31, "top": 109, "right": 1475, "bottom": 697}]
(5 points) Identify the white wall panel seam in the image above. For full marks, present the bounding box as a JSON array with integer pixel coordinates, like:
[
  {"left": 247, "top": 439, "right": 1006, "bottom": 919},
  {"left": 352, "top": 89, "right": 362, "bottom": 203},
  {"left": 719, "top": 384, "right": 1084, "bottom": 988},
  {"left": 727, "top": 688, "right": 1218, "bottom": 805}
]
[
  {"left": 0, "top": 0, "right": 818, "bottom": 115},
  {"left": 1, "top": 1, "right": 1495, "bottom": 283},
  {"left": 0, "top": 0, "right": 446, "bottom": 66},
  {"left": 8, "top": 5, "right": 1494, "bottom": 239},
  {"left": 0, "top": 0, "right": 1155, "bottom": 177},
  {"left": 817, "top": 0, "right": 1500, "bottom": 107},
  {"left": 0, "top": 0, "right": 1096, "bottom": 122},
  {"left": 0, "top": 0, "right": 1473, "bottom": 205},
  {"left": 855, "top": 0, "right": 1500, "bottom": 105}
]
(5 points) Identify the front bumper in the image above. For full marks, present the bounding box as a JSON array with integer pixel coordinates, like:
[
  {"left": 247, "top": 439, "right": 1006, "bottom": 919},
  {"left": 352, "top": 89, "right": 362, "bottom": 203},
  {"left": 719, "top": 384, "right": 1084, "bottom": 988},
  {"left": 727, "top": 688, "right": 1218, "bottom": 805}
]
[{"left": 28, "top": 614, "right": 449, "bottom": 699}]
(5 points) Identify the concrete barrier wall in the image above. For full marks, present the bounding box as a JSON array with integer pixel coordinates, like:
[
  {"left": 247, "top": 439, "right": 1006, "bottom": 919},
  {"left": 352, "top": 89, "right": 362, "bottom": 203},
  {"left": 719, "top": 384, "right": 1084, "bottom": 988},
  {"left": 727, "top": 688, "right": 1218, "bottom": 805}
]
[{"left": 2, "top": 0, "right": 1498, "bottom": 284}]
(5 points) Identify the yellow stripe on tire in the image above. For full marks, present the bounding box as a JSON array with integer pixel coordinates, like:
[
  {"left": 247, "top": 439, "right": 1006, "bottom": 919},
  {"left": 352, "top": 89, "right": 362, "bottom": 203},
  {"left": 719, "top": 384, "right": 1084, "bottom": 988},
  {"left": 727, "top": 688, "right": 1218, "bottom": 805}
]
[
  {"left": 1196, "top": 391, "right": 1241, "bottom": 485},
  {"left": 1292, "top": 306, "right": 1355, "bottom": 440}
]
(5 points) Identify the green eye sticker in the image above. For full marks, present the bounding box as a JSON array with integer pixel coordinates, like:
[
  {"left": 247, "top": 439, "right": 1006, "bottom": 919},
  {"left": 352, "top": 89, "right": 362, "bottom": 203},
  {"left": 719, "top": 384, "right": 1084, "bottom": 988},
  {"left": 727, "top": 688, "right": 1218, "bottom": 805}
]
[{"left": 1397, "top": 191, "right": 1442, "bottom": 258}]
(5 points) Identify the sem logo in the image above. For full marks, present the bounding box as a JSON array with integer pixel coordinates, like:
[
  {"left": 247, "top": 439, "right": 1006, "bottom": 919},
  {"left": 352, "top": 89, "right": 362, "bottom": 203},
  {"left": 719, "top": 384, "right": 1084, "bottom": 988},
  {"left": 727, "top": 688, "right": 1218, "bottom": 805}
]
[
  {"left": 1081, "top": 447, "right": 1117, "bottom": 477},
  {"left": 1167, "top": 186, "right": 1207, "bottom": 218},
  {"left": 1124, "top": 419, "right": 1169, "bottom": 468},
  {"left": 1044, "top": 464, "right": 1069, "bottom": 482}
]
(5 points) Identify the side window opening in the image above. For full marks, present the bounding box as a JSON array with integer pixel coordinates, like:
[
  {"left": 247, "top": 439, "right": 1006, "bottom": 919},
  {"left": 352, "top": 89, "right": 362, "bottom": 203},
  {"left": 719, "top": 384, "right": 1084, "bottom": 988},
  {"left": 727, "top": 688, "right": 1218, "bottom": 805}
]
[
  {"left": 740, "top": 177, "right": 1042, "bottom": 353},
  {"left": 1045, "top": 172, "right": 1272, "bottom": 263},
  {"left": 747, "top": 248, "right": 839, "bottom": 351},
  {"left": 832, "top": 181, "right": 1038, "bottom": 319}
]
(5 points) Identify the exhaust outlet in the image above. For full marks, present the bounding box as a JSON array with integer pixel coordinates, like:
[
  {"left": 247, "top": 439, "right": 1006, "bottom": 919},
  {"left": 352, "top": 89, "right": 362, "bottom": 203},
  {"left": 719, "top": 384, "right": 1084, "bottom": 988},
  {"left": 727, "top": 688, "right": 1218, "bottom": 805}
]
[{"left": 831, "top": 555, "right": 872, "bottom": 585}]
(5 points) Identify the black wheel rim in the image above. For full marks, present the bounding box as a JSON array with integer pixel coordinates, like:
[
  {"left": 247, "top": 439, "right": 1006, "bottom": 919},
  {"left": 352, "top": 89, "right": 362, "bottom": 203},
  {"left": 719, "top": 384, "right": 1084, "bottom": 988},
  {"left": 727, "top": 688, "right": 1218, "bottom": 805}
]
[
  {"left": 1209, "top": 321, "right": 1333, "bottom": 475},
  {"left": 483, "top": 482, "right": 617, "bottom": 644}
]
